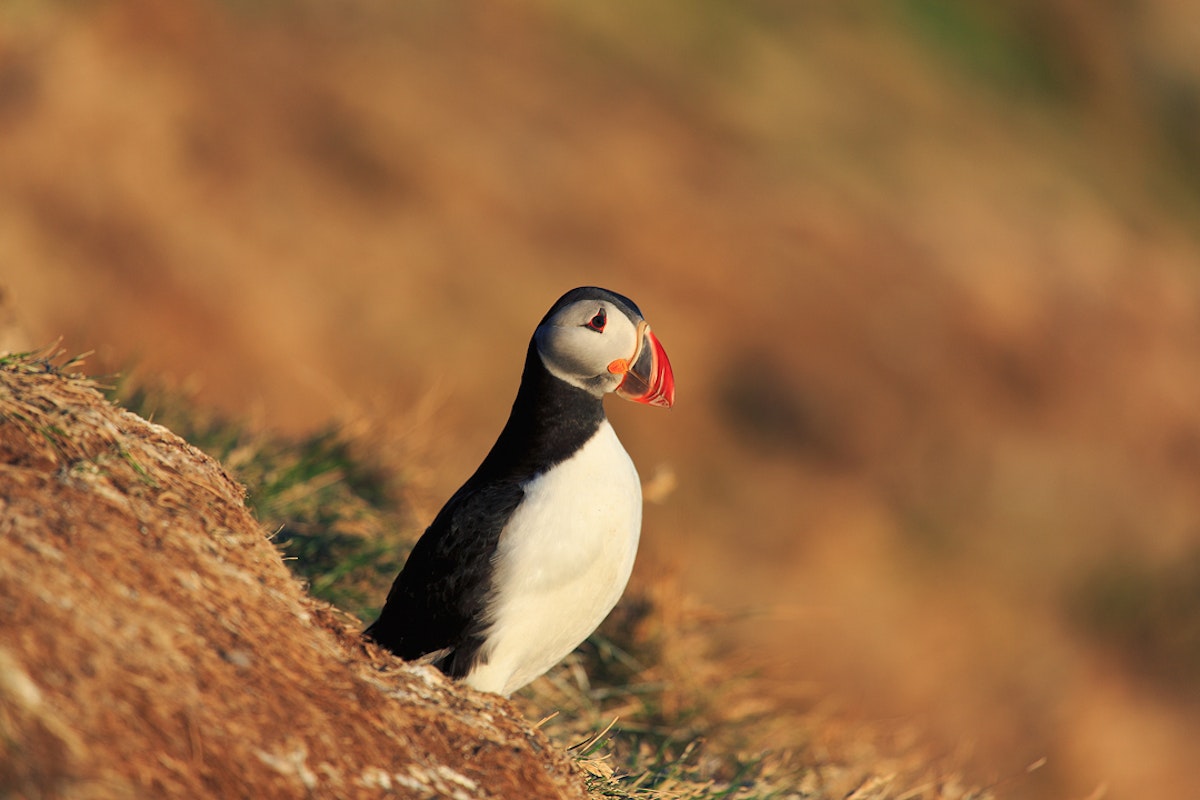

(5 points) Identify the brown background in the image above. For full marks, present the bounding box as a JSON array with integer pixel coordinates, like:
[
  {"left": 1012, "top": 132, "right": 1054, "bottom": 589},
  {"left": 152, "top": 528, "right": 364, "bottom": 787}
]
[{"left": 4, "top": 2, "right": 1200, "bottom": 797}]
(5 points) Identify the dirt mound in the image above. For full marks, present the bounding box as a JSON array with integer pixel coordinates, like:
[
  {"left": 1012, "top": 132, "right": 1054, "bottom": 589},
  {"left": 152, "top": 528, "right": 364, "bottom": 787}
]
[{"left": 0, "top": 352, "right": 585, "bottom": 799}]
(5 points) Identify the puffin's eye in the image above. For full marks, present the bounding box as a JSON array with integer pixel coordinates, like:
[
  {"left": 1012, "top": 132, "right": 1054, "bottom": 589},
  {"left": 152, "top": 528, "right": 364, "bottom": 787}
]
[{"left": 584, "top": 308, "right": 607, "bottom": 332}]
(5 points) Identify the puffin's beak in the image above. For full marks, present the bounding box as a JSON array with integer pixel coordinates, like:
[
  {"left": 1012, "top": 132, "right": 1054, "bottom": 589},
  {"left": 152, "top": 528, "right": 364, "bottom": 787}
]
[{"left": 612, "top": 321, "right": 675, "bottom": 408}]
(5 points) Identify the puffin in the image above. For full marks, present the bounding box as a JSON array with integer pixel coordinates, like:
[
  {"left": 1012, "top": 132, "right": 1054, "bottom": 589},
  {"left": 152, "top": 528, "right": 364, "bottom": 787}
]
[{"left": 363, "top": 286, "right": 674, "bottom": 696}]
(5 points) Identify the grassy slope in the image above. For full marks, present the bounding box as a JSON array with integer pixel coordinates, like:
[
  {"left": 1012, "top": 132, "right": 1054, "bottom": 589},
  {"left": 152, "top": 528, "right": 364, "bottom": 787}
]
[
  {"left": 0, "top": 351, "right": 589, "bottom": 800},
  {"left": 113, "top": 376, "right": 998, "bottom": 799}
]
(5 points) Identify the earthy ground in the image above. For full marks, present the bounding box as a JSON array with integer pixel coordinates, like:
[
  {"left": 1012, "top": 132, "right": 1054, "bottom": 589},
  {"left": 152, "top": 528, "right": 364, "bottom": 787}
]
[
  {"left": 3, "top": 1, "right": 1200, "bottom": 798},
  {"left": 0, "top": 354, "right": 587, "bottom": 799}
]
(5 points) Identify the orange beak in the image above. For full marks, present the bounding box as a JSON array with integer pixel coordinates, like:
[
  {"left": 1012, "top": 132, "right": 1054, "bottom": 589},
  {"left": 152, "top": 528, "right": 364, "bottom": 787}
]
[{"left": 611, "top": 322, "right": 675, "bottom": 408}]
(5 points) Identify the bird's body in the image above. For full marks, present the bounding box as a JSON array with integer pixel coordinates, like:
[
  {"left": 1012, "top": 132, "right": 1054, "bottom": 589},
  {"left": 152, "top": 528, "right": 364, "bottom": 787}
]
[
  {"left": 469, "top": 420, "right": 641, "bottom": 695},
  {"left": 364, "top": 287, "right": 673, "bottom": 696}
]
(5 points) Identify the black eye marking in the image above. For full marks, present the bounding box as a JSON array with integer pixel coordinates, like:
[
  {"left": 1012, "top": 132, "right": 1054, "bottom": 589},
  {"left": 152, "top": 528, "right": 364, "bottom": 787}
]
[{"left": 583, "top": 307, "right": 607, "bottom": 332}]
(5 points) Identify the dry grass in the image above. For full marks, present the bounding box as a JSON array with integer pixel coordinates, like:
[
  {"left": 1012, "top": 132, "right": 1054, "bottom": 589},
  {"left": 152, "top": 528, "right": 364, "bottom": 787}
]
[
  {"left": 0, "top": 351, "right": 587, "bottom": 799},
  {"left": 113, "top": 380, "right": 416, "bottom": 621},
  {"left": 100, "top": 371, "right": 996, "bottom": 799}
]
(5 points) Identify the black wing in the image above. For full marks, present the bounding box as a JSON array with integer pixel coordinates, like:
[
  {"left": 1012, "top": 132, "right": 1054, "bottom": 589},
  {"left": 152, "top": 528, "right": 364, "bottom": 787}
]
[{"left": 363, "top": 479, "right": 523, "bottom": 678}]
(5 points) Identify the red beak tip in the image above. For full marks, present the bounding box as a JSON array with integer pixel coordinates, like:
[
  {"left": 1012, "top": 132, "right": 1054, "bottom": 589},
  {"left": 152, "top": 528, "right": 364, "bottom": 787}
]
[{"left": 616, "top": 325, "right": 675, "bottom": 408}]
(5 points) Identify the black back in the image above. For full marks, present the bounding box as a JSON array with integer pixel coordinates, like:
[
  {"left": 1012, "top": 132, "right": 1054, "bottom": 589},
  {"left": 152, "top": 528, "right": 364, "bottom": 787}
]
[{"left": 362, "top": 289, "right": 632, "bottom": 674}]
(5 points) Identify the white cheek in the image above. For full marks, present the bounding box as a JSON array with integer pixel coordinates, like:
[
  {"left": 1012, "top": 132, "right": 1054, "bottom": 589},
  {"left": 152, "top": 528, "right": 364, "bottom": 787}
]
[{"left": 535, "top": 325, "right": 632, "bottom": 394}]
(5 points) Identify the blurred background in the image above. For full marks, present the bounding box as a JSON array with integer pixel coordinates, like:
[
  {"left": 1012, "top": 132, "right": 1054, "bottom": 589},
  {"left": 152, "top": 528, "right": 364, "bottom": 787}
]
[{"left": 3, "top": 1, "right": 1200, "bottom": 797}]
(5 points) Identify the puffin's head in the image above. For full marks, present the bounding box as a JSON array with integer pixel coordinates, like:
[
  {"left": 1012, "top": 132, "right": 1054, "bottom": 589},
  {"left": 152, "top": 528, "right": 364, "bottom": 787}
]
[{"left": 533, "top": 287, "right": 675, "bottom": 408}]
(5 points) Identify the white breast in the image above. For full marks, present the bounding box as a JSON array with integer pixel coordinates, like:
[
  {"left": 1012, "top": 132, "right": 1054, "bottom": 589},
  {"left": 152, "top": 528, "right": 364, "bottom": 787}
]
[{"left": 464, "top": 420, "right": 642, "bottom": 696}]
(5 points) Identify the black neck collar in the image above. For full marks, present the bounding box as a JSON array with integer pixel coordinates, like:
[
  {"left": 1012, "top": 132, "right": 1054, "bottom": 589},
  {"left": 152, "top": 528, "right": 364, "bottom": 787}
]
[{"left": 469, "top": 340, "right": 607, "bottom": 484}]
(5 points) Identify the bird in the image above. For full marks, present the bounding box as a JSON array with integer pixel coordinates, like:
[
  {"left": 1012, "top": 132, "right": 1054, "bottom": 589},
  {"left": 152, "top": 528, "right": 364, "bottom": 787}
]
[{"left": 363, "top": 286, "right": 674, "bottom": 696}]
